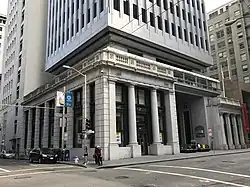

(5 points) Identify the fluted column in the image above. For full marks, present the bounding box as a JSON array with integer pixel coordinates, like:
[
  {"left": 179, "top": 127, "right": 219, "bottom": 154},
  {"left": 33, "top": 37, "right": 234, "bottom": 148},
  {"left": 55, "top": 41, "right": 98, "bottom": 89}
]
[
  {"left": 34, "top": 107, "right": 40, "bottom": 148},
  {"left": 225, "top": 114, "right": 235, "bottom": 149},
  {"left": 151, "top": 89, "right": 161, "bottom": 144},
  {"left": 109, "top": 81, "right": 118, "bottom": 145},
  {"left": 220, "top": 114, "right": 228, "bottom": 150},
  {"left": 165, "top": 91, "right": 180, "bottom": 154},
  {"left": 128, "top": 84, "right": 137, "bottom": 145},
  {"left": 236, "top": 115, "right": 247, "bottom": 148},
  {"left": 127, "top": 84, "right": 141, "bottom": 157},
  {"left": 27, "top": 109, "right": 32, "bottom": 149},
  {"left": 231, "top": 114, "right": 241, "bottom": 149},
  {"left": 53, "top": 107, "right": 61, "bottom": 148},
  {"left": 42, "top": 102, "right": 49, "bottom": 148}
]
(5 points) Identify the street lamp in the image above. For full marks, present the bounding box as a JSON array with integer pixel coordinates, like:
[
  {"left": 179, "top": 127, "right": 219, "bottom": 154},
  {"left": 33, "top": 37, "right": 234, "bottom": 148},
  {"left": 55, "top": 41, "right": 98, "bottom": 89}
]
[{"left": 62, "top": 65, "right": 87, "bottom": 163}]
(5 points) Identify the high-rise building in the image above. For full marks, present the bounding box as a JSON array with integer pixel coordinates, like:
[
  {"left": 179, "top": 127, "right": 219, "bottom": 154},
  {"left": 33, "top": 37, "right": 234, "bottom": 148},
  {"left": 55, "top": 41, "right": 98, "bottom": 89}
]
[
  {"left": 0, "top": 13, "right": 7, "bottom": 151},
  {"left": 22, "top": 0, "right": 245, "bottom": 160},
  {"left": 0, "top": 0, "right": 51, "bottom": 154},
  {"left": 0, "top": 13, "right": 7, "bottom": 74},
  {"left": 207, "top": 0, "right": 250, "bottom": 144}
]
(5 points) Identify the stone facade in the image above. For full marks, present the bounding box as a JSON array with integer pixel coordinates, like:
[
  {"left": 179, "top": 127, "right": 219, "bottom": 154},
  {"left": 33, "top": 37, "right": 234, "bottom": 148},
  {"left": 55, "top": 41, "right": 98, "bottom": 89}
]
[
  {"left": 207, "top": 97, "right": 246, "bottom": 150},
  {"left": 20, "top": 46, "right": 224, "bottom": 160}
]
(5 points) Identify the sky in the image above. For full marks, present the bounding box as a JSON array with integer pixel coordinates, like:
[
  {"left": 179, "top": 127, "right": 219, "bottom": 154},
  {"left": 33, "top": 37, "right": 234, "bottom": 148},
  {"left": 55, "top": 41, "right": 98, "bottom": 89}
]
[{"left": 0, "top": 0, "right": 233, "bottom": 16}]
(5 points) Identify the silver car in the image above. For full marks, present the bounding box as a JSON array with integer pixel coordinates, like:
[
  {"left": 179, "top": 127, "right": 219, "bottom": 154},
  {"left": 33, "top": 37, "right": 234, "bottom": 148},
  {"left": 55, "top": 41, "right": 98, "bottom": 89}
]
[{"left": 0, "top": 150, "right": 15, "bottom": 159}]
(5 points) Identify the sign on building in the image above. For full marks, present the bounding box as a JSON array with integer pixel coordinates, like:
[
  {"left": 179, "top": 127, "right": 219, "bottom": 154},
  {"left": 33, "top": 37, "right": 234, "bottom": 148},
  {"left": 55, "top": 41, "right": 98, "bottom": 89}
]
[{"left": 56, "top": 91, "right": 65, "bottom": 107}]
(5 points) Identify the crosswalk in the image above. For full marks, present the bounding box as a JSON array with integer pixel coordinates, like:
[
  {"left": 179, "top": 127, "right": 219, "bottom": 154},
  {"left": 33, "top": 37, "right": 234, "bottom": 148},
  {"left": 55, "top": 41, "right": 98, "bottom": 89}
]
[{"left": 115, "top": 164, "right": 250, "bottom": 187}]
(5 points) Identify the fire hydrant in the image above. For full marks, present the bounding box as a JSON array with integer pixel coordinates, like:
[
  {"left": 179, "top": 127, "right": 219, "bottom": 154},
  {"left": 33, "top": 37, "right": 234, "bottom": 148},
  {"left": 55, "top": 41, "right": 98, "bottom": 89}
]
[{"left": 74, "top": 156, "right": 79, "bottom": 163}]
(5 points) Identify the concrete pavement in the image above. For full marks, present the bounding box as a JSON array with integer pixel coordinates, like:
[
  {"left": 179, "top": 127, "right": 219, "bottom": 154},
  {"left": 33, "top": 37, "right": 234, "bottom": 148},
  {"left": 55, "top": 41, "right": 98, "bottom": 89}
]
[
  {"left": 1, "top": 152, "right": 250, "bottom": 186},
  {"left": 80, "top": 152, "right": 250, "bottom": 186},
  {"left": 58, "top": 148, "right": 250, "bottom": 169}
]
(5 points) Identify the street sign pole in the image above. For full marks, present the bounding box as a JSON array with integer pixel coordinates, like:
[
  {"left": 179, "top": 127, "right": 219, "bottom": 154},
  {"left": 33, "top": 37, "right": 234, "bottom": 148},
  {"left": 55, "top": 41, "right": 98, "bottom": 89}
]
[{"left": 61, "top": 86, "right": 66, "bottom": 149}]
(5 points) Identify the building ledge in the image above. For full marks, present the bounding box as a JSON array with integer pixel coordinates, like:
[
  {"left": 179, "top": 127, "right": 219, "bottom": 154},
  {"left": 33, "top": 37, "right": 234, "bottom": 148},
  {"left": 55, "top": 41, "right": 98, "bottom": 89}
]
[{"left": 23, "top": 47, "right": 221, "bottom": 103}]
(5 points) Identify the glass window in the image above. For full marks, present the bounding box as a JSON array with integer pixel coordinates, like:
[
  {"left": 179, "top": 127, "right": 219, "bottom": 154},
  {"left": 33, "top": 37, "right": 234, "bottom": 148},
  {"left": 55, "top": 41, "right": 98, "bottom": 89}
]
[
  {"left": 138, "top": 89, "right": 145, "bottom": 105},
  {"left": 234, "top": 10, "right": 240, "bottom": 17},
  {"left": 209, "top": 34, "right": 214, "bottom": 42},
  {"left": 242, "top": 65, "right": 248, "bottom": 71},
  {"left": 241, "top": 53, "right": 247, "bottom": 61},
  {"left": 116, "top": 85, "right": 122, "bottom": 102},
  {"left": 244, "top": 76, "right": 250, "bottom": 83}
]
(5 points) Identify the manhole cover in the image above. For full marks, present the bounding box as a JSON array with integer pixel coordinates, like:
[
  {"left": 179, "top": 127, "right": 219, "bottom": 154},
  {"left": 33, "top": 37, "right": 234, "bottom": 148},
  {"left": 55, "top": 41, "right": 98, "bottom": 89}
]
[
  {"left": 141, "top": 184, "right": 158, "bottom": 187},
  {"left": 14, "top": 176, "right": 32, "bottom": 180},
  {"left": 115, "top": 176, "right": 130, "bottom": 179}
]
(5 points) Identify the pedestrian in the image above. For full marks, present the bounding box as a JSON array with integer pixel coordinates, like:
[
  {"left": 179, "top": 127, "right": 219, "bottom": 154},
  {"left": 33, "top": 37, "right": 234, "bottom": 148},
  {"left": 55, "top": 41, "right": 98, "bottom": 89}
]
[
  {"left": 95, "top": 146, "right": 103, "bottom": 166},
  {"left": 83, "top": 146, "right": 88, "bottom": 165}
]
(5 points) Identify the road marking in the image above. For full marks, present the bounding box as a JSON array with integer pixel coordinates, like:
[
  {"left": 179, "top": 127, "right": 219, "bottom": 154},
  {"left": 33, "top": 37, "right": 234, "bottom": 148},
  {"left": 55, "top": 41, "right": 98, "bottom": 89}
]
[
  {"left": 149, "top": 165, "right": 250, "bottom": 178},
  {"left": 12, "top": 165, "right": 75, "bottom": 172},
  {"left": 0, "top": 168, "right": 11, "bottom": 173},
  {"left": 115, "top": 167, "right": 249, "bottom": 187},
  {"left": 0, "top": 168, "right": 83, "bottom": 179}
]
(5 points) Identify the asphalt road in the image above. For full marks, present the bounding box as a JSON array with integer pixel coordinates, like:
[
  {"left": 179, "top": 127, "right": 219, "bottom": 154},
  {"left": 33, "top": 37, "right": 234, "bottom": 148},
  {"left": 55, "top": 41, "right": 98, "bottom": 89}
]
[{"left": 1, "top": 152, "right": 250, "bottom": 187}]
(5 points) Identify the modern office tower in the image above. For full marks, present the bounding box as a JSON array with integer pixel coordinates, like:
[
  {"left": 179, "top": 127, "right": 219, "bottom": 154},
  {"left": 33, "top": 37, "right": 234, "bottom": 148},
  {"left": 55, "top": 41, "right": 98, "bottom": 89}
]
[
  {"left": 0, "top": 0, "right": 51, "bottom": 155},
  {"left": 207, "top": 0, "right": 250, "bottom": 144},
  {"left": 22, "top": 0, "right": 246, "bottom": 160},
  {"left": 0, "top": 13, "right": 7, "bottom": 151},
  {"left": 0, "top": 13, "right": 6, "bottom": 74}
]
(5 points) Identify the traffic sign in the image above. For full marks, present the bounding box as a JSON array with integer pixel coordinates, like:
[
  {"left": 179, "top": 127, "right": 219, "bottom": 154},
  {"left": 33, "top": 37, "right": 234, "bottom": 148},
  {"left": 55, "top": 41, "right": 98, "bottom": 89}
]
[{"left": 65, "top": 91, "right": 73, "bottom": 107}]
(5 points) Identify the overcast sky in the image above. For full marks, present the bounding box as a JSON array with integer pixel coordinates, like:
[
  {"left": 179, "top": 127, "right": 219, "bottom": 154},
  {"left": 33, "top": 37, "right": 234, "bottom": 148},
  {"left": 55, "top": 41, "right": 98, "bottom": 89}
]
[{"left": 0, "top": 0, "right": 232, "bottom": 16}]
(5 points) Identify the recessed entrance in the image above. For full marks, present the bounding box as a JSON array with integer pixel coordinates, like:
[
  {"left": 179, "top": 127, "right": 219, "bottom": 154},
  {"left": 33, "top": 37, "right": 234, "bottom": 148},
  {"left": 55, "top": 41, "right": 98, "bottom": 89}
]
[{"left": 137, "top": 115, "right": 149, "bottom": 155}]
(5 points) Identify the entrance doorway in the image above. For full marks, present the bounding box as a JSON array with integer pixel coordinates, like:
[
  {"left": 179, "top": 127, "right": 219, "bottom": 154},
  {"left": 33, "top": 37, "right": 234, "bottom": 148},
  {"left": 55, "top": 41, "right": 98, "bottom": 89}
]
[
  {"left": 184, "top": 111, "right": 192, "bottom": 144},
  {"left": 137, "top": 115, "right": 149, "bottom": 155}
]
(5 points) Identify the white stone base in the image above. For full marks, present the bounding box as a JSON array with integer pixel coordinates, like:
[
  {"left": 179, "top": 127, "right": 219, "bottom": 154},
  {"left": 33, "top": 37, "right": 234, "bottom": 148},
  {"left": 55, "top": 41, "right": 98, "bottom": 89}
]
[
  {"left": 128, "top": 144, "right": 141, "bottom": 158},
  {"left": 228, "top": 144, "right": 235, "bottom": 150},
  {"left": 109, "top": 144, "right": 131, "bottom": 160},
  {"left": 235, "top": 144, "right": 241, "bottom": 149},
  {"left": 220, "top": 144, "right": 229, "bottom": 150},
  {"left": 171, "top": 142, "right": 180, "bottom": 154},
  {"left": 241, "top": 144, "right": 247, "bottom": 149},
  {"left": 149, "top": 143, "right": 165, "bottom": 156}
]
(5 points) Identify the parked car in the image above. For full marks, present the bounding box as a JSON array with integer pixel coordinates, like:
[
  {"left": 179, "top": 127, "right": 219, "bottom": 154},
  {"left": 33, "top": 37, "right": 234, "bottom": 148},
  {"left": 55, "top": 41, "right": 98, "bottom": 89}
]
[
  {"left": 0, "top": 150, "right": 15, "bottom": 159},
  {"left": 29, "top": 148, "right": 57, "bottom": 164}
]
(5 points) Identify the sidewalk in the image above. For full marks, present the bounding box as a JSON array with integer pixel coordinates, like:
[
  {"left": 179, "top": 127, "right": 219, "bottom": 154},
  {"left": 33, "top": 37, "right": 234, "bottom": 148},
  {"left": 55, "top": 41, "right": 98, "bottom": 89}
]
[{"left": 58, "top": 149, "right": 250, "bottom": 169}]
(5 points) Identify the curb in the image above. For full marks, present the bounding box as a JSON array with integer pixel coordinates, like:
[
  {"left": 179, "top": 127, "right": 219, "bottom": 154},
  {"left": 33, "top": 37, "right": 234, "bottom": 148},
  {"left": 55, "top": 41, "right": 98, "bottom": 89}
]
[
  {"left": 96, "top": 149, "right": 250, "bottom": 169},
  {"left": 57, "top": 161, "right": 87, "bottom": 168}
]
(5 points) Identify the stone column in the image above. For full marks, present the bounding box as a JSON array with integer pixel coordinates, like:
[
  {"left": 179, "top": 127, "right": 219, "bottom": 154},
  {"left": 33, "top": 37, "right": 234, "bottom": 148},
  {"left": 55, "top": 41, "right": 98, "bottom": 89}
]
[
  {"left": 127, "top": 84, "right": 141, "bottom": 157},
  {"left": 34, "top": 107, "right": 40, "bottom": 148},
  {"left": 236, "top": 115, "right": 247, "bottom": 149},
  {"left": 220, "top": 114, "right": 228, "bottom": 150},
  {"left": 109, "top": 81, "right": 119, "bottom": 160},
  {"left": 149, "top": 88, "right": 164, "bottom": 155},
  {"left": 225, "top": 114, "right": 235, "bottom": 149},
  {"left": 95, "top": 76, "right": 111, "bottom": 160},
  {"left": 27, "top": 109, "right": 32, "bottom": 149},
  {"left": 231, "top": 114, "right": 241, "bottom": 149},
  {"left": 66, "top": 107, "right": 74, "bottom": 149},
  {"left": 42, "top": 102, "right": 49, "bottom": 148},
  {"left": 165, "top": 91, "right": 180, "bottom": 154},
  {"left": 53, "top": 107, "right": 61, "bottom": 148}
]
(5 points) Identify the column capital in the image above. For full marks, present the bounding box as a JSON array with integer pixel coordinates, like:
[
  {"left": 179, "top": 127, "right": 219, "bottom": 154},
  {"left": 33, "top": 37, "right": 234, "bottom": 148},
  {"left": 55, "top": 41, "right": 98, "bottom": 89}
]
[{"left": 127, "top": 83, "right": 136, "bottom": 88}]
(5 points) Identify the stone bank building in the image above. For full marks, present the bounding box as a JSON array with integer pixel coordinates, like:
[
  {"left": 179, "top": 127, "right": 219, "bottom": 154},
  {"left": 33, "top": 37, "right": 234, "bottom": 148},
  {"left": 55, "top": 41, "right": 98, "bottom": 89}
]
[{"left": 20, "top": 0, "right": 246, "bottom": 160}]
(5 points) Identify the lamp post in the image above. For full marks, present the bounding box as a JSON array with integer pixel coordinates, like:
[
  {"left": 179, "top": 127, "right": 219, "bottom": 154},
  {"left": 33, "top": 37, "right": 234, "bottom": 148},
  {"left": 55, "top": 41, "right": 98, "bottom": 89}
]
[{"left": 62, "top": 65, "right": 87, "bottom": 162}]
